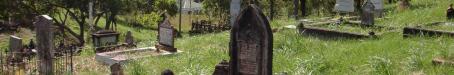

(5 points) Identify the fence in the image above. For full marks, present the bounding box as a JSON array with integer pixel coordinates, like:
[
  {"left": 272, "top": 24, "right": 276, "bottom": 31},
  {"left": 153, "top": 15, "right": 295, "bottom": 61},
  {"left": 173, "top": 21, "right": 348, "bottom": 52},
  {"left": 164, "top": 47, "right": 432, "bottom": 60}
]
[{"left": 0, "top": 44, "right": 78, "bottom": 75}]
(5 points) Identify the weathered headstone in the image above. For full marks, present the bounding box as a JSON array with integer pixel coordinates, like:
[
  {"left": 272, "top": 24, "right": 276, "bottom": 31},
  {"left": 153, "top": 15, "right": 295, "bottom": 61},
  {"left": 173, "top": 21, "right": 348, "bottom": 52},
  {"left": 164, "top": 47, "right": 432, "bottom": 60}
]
[
  {"left": 334, "top": 0, "right": 355, "bottom": 13},
  {"left": 230, "top": 0, "right": 241, "bottom": 26},
  {"left": 361, "top": 0, "right": 375, "bottom": 26},
  {"left": 35, "top": 15, "right": 54, "bottom": 75},
  {"left": 447, "top": 4, "right": 454, "bottom": 19},
  {"left": 8, "top": 35, "right": 23, "bottom": 63},
  {"left": 124, "top": 31, "right": 135, "bottom": 46},
  {"left": 161, "top": 69, "right": 174, "bottom": 75},
  {"left": 213, "top": 60, "right": 229, "bottom": 75},
  {"left": 371, "top": 0, "right": 384, "bottom": 18},
  {"left": 156, "top": 15, "right": 177, "bottom": 52},
  {"left": 230, "top": 4, "right": 273, "bottom": 75},
  {"left": 110, "top": 63, "right": 124, "bottom": 75}
]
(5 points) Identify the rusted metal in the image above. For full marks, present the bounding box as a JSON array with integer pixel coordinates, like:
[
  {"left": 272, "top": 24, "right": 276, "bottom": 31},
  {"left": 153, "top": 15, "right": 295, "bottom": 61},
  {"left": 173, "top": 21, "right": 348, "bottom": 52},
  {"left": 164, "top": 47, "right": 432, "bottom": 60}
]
[{"left": 230, "top": 4, "right": 273, "bottom": 75}]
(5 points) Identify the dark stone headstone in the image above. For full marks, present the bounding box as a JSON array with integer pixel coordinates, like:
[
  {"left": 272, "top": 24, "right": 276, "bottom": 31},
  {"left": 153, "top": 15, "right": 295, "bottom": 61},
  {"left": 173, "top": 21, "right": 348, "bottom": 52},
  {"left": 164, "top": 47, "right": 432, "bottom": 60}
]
[
  {"left": 110, "top": 63, "right": 124, "bottom": 75},
  {"left": 124, "top": 31, "right": 135, "bottom": 47},
  {"left": 161, "top": 69, "right": 174, "bottom": 75},
  {"left": 361, "top": 0, "right": 375, "bottom": 26},
  {"left": 156, "top": 14, "right": 177, "bottom": 52},
  {"left": 35, "top": 15, "right": 54, "bottom": 75},
  {"left": 213, "top": 60, "right": 230, "bottom": 75},
  {"left": 229, "top": 4, "right": 273, "bottom": 75},
  {"left": 447, "top": 4, "right": 454, "bottom": 19},
  {"left": 8, "top": 35, "right": 23, "bottom": 63}
]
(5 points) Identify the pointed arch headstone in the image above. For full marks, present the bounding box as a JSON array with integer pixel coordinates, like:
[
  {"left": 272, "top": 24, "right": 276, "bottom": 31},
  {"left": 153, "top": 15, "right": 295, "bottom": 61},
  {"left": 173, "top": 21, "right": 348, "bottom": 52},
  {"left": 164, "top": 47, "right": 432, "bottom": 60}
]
[
  {"left": 156, "top": 14, "right": 177, "bottom": 52},
  {"left": 229, "top": 4, "right": 273, "bottom": 75}
]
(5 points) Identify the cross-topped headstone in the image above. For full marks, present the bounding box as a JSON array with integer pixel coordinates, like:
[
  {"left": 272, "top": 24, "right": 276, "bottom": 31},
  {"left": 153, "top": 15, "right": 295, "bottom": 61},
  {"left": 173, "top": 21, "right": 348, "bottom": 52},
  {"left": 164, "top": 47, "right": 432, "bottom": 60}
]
[
  {"left": 35, "top": 15, "right": 54, "bottom": 75},
  {"left": 229, "top": 4, "right": 273, "bottom": 75},
  {"left": 156, "top": 14, "right": 177, "bottom": 52},
  {"left": 361, "top": 0, "right": 375, "bottom": 26}
]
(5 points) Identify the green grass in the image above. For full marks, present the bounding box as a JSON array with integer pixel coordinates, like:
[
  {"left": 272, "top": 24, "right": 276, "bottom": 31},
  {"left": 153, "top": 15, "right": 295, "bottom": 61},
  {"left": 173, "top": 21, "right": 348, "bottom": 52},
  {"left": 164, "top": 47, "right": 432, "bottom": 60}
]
[{"left": 2, "top": 0, "right": 454, "bottom": 74}]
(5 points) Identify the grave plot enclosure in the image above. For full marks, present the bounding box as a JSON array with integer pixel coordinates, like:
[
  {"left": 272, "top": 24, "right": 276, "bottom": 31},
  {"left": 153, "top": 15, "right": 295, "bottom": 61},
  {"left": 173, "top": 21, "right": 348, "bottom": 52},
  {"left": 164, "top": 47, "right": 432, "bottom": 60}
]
[
  {"left": 92, "top": 30, "right": 120, "bottom": 52},
  {"left": 403, "top": 22, "right": 454, "bottom": 37},
  {"left": 298, "top": 21, "right": 381, "bottom": 39},
  {"left": 190, "top": 20, "right": 231, "bottom": 34},
  {"left": 229, "top": 4, "right": 273, "bottom": 75}
]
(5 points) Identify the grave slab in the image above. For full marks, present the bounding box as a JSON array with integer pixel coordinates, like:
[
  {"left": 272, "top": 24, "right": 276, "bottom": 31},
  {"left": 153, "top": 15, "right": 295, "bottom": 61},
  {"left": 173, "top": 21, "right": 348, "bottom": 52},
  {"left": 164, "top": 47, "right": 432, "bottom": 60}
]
[{"left": 95, "top": 47, "right": 182, "bottom": 66}]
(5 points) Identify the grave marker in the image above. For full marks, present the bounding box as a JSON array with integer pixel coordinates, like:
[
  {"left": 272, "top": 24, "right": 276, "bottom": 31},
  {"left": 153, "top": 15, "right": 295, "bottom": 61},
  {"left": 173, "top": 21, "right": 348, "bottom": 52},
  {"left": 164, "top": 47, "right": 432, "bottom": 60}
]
[
  {"left": 334, "top": 0, "right": 355, "bottom": 13},
  {"left": 35, "top": 15, "right": 54, "bottom": 75},
  {"left": 447, "top": 4, "right": 454, "bottom": 19},
  {"left": 230, "top": 4, "right": 273, "bottom": 75},
  {"left": 124, "top": 31, "right": 135, "bottom": 46},
  {"left": 156, "top": 15, "right": 177, "bottom": 52},
  {"left": 110, "top": 63, "right": 124, "bottom": 75},
  {"left": 371, "top": 0, "right": 384, "bottom": 17},
  {"left": 8, "top": 35, "right": 24, "bottom": 64},
  {"left": 361, "top": 0, "right": 375, "bottom": 26}
]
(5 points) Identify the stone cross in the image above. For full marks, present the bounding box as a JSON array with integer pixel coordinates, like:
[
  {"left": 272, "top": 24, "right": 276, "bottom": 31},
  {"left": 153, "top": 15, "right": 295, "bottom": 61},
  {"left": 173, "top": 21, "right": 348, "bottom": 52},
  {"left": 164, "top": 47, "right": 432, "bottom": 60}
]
[
  {"left": 361, "top": 0, "right": 375, "bottom": 26},
  {"left": 35, "top": 15, "right": 54, "bottom": 75},
  {"left": 229, "top": 4, "right": 273, "bottom": 75}
]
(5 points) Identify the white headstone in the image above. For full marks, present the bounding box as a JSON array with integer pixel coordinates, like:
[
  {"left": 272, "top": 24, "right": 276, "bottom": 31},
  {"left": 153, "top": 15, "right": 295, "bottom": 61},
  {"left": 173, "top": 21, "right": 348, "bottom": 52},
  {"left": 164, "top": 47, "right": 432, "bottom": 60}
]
[
  {"left": 371, "top": 0, "right": 384, "bottom": 10},
  {"left": 334, "top": 0, "right": 355, "bottom": 13}
]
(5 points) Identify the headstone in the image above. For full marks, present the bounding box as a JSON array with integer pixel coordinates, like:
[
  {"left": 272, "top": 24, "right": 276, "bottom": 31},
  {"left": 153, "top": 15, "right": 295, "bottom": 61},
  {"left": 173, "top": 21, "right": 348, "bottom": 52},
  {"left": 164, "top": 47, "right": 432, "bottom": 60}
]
[
  {"left": 361, "top": 0, "right": 375, "bottom": 26},
  {"left": 230, "top": 0, "right": 241, "bottom": 26},
  {"left": 371, "top": 0, "right": 384, "bottom": 17},
  {"left": 9, "top": 35, "right": 23, "bottom": 63},
  {"left": 334, "top": 0, "right": 355, "bottom": 13},
  {"left": 213, "top": 60, "right": 230, "bottom": 75},
  {"left": 124, "top": 31, "right": 135, "bottom": 46},
  {"left": 447, "top": 4, "right": 454, "bottom": 19},
  {"left": 230, "top": 4, "right": 273, "bottom": 75},
  {"left": 156, "top": 14, "right": 177, "bottom": 52},
  {"left": 110, "top": 63, "right": 124, "bottom": 75},
  {"left": 161, "top": 69, "right": 174, "bottom": 75},
  {"left": 35, "top": 15, "right": 54, "bottom": 75}
]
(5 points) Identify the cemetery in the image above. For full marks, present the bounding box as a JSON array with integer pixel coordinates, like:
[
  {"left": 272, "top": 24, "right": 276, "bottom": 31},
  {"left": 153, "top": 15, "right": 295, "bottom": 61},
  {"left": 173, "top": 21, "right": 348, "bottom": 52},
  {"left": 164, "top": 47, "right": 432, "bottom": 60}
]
[{"left": 0, "top": 0, "right": 454, "bottom": 75}]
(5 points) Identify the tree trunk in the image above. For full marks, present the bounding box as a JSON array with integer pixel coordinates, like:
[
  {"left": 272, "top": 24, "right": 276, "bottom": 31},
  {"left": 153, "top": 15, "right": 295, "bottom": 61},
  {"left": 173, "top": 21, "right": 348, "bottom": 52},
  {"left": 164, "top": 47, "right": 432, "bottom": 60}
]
[
  {"left": 270, "top": 0, "right": 274, "bottom": 20},
  {"left": 355, "top": 0, "right": 363, "bottom": 14},
  {"left": 299, "top": 0, "right": 306, "bottom": 17},
  {"left": 293, "top": 0, "right": 299, "bottom": 19}
]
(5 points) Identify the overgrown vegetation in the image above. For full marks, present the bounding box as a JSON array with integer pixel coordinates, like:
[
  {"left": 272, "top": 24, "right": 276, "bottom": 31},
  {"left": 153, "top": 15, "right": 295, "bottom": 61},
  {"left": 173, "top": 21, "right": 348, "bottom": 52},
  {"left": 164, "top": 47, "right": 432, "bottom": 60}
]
[{"left": 1, "top": 0, "right": 454, "bottom": 74}]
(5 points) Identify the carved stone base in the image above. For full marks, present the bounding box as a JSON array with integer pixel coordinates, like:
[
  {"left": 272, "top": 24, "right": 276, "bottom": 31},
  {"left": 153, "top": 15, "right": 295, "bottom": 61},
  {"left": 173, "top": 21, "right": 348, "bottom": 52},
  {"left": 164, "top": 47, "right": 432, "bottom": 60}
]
[
  {"left": 155, "top": 44, "right": 177, "bottom": 52},
  {"left": 213, "top": 60, "right": 230, "bottom": 75}
]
